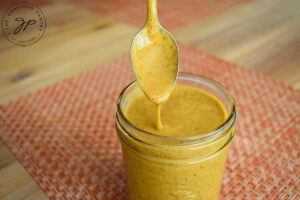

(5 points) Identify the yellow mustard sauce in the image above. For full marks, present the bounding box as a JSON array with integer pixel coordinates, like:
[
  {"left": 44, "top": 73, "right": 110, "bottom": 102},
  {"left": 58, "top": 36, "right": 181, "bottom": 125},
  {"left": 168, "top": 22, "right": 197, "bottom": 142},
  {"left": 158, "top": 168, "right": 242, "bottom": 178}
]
[{"left": 120, "top": 84, "right": 230, "bottom": 200}]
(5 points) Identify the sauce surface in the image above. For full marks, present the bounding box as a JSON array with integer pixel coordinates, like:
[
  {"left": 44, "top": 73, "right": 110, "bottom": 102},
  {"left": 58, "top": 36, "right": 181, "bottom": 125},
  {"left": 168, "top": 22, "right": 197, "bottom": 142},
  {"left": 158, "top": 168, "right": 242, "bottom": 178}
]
[{"left": 125, "top": 85, "right": 226, "bottom": 137}]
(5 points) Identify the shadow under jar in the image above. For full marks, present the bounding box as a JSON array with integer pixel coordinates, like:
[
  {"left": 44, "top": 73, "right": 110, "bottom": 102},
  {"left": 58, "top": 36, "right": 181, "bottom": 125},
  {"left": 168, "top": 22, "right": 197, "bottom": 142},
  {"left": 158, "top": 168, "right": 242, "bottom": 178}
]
[{"left": 115, "top": 72, "right": 237, "bottom": 200}]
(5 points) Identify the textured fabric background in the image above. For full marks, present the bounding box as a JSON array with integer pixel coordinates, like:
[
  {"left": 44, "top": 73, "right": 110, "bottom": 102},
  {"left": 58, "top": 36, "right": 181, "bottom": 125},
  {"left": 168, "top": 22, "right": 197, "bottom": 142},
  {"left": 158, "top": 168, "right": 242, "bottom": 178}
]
[{"left": 0, "top": 43, "right": 299, "bottom": 199}]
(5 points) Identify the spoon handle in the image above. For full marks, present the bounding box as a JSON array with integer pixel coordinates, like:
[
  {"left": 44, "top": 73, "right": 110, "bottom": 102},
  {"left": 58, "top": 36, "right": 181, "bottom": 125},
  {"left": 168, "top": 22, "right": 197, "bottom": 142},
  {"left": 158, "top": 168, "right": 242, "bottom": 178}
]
[{"left": 146, "top": 0, "right": 159, "bottom": 27}]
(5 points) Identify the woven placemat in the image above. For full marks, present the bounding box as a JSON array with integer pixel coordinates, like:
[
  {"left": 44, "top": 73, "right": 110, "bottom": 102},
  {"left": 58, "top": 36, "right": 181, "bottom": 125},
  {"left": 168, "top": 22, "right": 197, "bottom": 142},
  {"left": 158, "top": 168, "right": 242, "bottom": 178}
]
[
  {"left": 0, "top": 43, "right": 299, "bottom": 199},
  {"left": 69, "top": 0, "right": 250, "bottom": 31}
]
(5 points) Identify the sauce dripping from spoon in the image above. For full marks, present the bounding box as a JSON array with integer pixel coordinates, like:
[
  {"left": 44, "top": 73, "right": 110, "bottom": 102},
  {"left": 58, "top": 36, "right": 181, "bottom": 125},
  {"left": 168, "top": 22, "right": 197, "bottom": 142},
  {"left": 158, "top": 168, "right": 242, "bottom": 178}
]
[{"left": 130, "top": 0, "right": 179, "bottom": 129}]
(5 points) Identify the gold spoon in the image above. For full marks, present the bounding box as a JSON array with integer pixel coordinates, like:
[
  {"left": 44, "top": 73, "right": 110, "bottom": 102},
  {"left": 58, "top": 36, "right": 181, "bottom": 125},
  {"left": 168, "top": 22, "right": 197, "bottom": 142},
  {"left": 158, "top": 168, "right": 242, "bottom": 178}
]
[{"left": 130, "top": 0, "right": 179, "bottom": 129}]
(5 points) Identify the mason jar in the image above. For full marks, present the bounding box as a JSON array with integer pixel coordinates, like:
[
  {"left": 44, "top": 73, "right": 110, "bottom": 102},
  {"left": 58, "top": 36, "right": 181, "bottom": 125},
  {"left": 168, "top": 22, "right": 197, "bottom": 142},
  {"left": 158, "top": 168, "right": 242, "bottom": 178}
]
[{"left": 115, "top": 72, "right": 237, "bottom": 200}]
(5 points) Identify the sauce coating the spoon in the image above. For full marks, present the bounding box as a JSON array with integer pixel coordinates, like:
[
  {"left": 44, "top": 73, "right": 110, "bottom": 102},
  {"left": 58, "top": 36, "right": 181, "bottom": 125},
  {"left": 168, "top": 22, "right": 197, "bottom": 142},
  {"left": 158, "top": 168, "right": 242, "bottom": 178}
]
[{"left": 131, "top": 0, "right": 178, "bottom": 129}]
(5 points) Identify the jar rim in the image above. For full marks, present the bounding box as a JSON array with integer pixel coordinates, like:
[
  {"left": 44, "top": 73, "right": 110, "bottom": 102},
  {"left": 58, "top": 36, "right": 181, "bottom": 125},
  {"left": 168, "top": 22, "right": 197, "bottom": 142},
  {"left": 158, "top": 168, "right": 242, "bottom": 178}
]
[{"left": 116, "top": 72, "right": 237, "bottom": 145}]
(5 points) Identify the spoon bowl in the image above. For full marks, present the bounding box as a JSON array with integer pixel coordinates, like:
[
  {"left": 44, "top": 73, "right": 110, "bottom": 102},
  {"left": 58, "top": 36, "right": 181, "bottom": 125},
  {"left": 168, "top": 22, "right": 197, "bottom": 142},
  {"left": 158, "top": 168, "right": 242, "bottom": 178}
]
[
  {"left": 130, "top": 0, "right": 179, "bottom": 129},
  {"left": 130, "top": 24, "right": 179, "bottom": 104}
]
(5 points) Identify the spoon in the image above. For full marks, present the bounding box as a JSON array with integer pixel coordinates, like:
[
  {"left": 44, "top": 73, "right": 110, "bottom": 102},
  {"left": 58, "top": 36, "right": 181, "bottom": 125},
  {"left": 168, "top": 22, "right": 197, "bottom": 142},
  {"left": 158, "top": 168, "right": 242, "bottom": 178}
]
[{"left": 130, "top": 0, "right": 179, "bottom": 129}]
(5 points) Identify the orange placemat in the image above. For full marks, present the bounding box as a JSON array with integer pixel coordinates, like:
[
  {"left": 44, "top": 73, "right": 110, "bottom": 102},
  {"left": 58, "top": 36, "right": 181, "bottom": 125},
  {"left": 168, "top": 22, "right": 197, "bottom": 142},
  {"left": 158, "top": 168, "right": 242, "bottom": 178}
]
[
  {"left": 69, "top": 0, "right": 250, "bottom": 31},
  {"left": 0, "top": 43, "right": 299, "bottom": 199}
]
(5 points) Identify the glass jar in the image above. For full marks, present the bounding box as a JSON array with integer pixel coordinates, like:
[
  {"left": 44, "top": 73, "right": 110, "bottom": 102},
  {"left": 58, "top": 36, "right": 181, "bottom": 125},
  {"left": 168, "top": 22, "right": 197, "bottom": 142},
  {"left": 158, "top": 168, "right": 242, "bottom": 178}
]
[{"left": 115, "top": 72, "right": 237, "bottom": 200}]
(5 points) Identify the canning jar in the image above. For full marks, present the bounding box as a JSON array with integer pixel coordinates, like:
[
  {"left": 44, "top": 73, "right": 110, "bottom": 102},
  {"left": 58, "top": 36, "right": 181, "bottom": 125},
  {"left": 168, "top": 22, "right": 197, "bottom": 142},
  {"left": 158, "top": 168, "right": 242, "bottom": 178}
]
[{"left": 115, "top": 72, "right": 237, "bottom": 200}]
